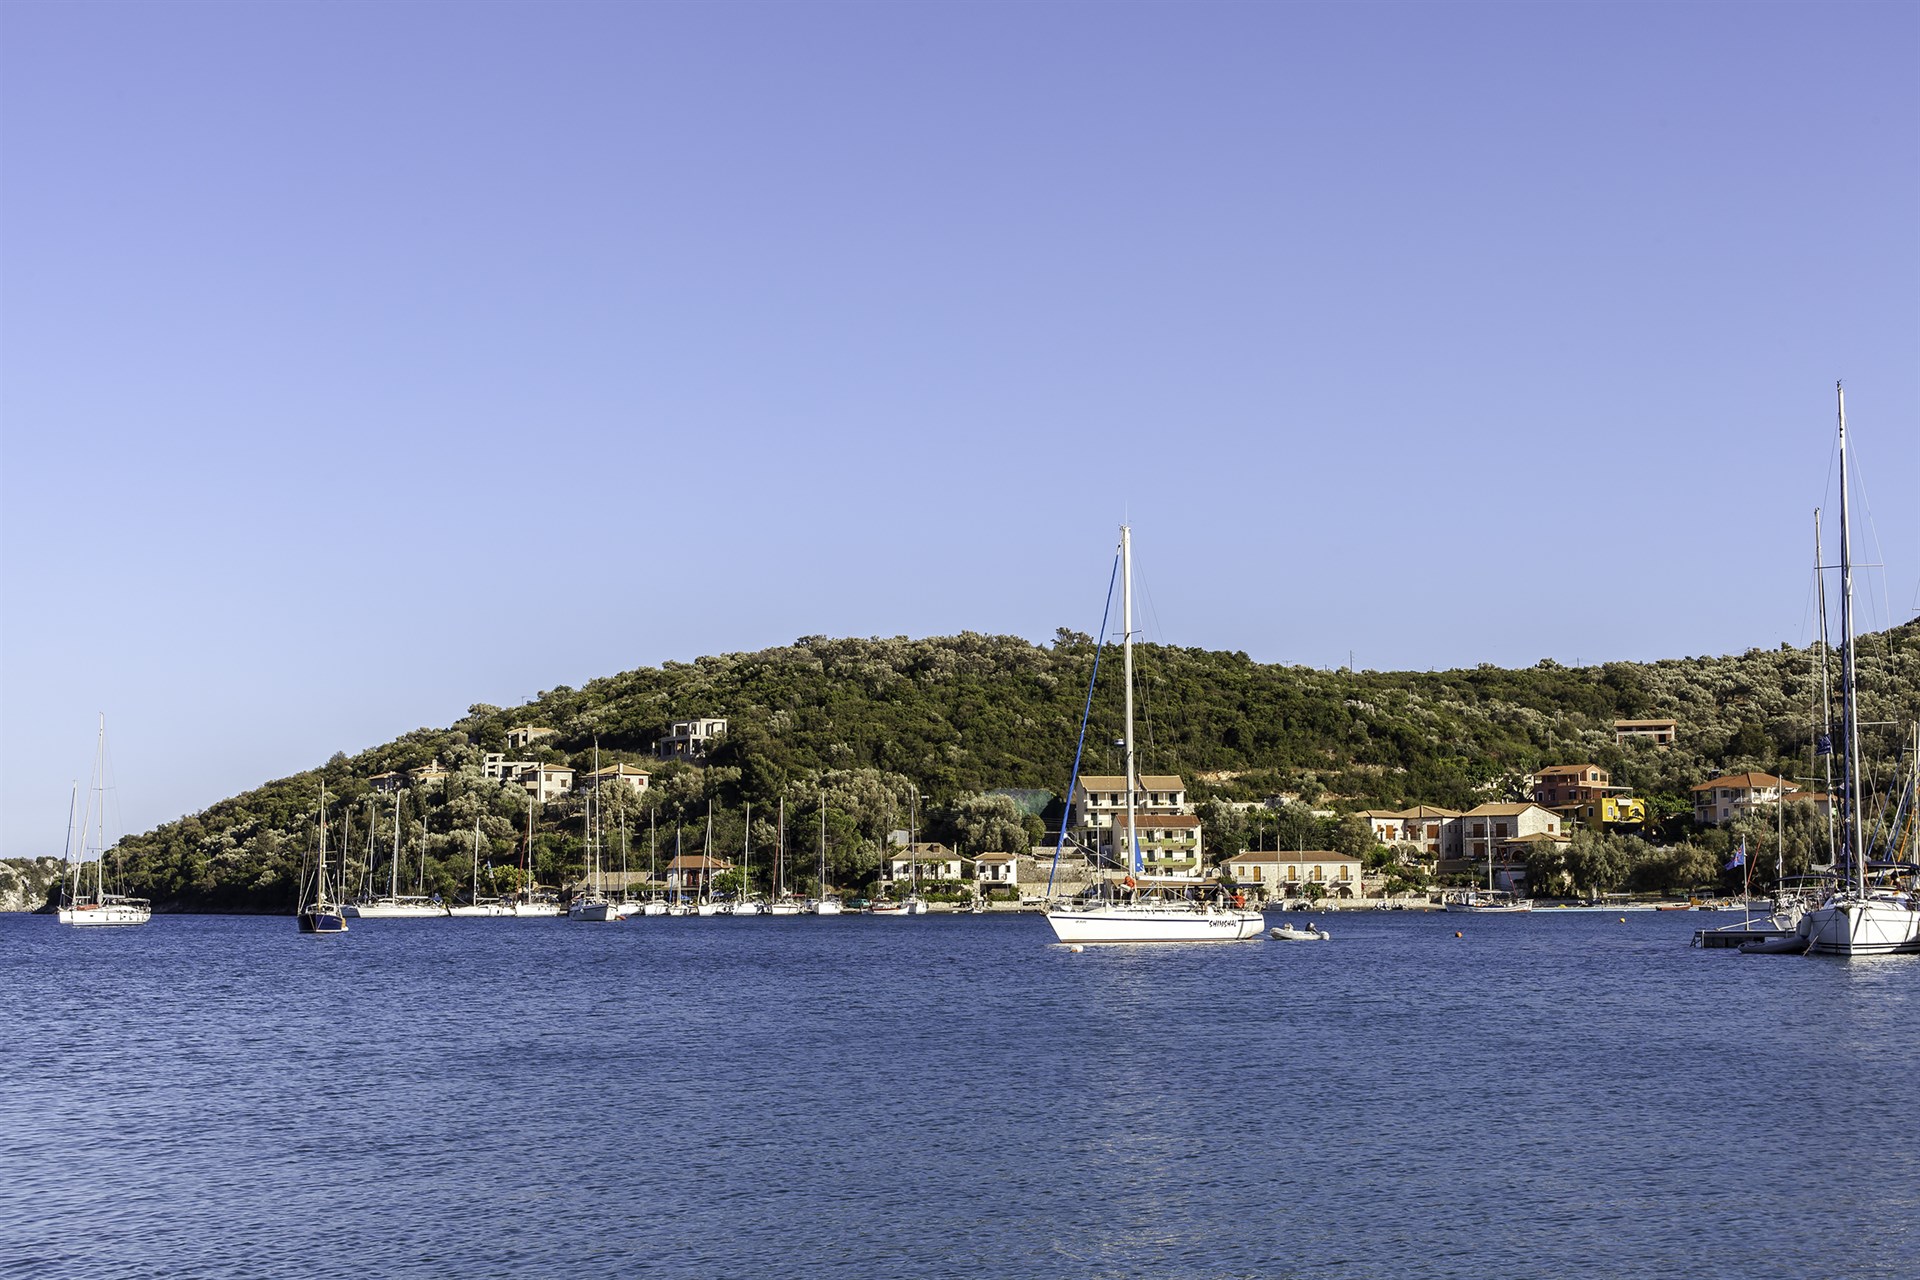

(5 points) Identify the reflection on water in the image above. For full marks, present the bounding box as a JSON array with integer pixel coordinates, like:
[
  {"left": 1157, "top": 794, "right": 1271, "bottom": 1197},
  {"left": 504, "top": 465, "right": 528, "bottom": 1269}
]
[{"left": 0, "top": 911, "right": 1913, "bottom": 1278}]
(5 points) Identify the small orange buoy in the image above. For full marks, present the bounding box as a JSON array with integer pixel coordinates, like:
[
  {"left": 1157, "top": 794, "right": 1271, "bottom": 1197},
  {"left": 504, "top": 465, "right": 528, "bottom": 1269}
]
[
  {"left": 1454, "top": 931, "right": 1463, "bottom": 938},
  {"left": 1619, "top": 917, "right": 1627, "bottom": 923}
]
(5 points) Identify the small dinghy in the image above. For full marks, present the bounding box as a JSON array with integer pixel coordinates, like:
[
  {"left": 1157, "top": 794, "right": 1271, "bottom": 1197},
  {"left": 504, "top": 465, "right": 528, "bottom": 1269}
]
[
  {"left": 1739, "top": 933, "right": 1810, "bottom": 955},
  {"left": 1270, "top": 923, "right": 1330, "bottom": 941}
]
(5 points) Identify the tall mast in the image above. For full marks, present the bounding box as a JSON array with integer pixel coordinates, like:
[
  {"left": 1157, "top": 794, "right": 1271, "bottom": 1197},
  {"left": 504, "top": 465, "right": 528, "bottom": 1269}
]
[
  {"left": 318, "top": 779, "right": 329, "bottom": 909},
  {"left": 592, "top": 738, "right": 602, "bottom": 895},
  {"left": 94, "top": 714, "right": 107, "bottom": 902},
  {"left": 63, "top": 780, "right": 79, "bottom": 906},
  {"left": 1836, "top": 382, "right": 1866, "bottom": 894},
  {"left": 1814, "top": 508, "right": 1836, "bottom": 868},
  {"left": 743, "top": 801, "right": 752, "bottom": 898},
  {"left": 391, "top": 791, "right": 402, "bottom": 900},
  {"left": 649, "top": 807, "right": 657, "bottom": 900},
  {"left": 820, "top": 795, "right": 827, "bottom": 895},
  {"left": 1121, "top": 524, "right": 1137, "bottom": 884},
  {"left": 777, "top": 796, "right": 785, "bottom": 898}
]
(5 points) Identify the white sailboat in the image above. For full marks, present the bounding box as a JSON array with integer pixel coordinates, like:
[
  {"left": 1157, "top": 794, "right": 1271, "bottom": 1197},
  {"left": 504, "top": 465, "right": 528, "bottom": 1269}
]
[
  {"left": 640, "top": 808, "right": 669, "bottom": 916},
  {"left": 57, "top": 717, "right": 152, "bottom": 927},
  {"left": 448, "top": 817, "right": 513, "bottom": 916},
  {"left": 694, "top": 804, "right": 725, "bottom": 916},
  {"left": 350, "top": 790, "right": 447, "bottom": 917},
  {"left": 731, "top": 802, "right": 765, "bottom": 915},
  {"left": 1045, "top": 526, "right": 1265, "bottom": 944},
  {"left": 768, "top": 797, "right": 803, "bottom": 914},
  {"left": 569, "top": 746, "right": 620, "bottom": 922},
  {"left": 811, "top": 798, "right": 843, "bottom": 915},
  {"left": 510, "top": 789, "right": 565, "bottom": 917},
  {"left": 613, "top": 808, "right": 642, "bottom": 918},
  {"left": 1797, "top": 384, "right": 1920, "bottom": 957},
  {"left": 297, "top": 782, "right": 349, "bottom": 934}
]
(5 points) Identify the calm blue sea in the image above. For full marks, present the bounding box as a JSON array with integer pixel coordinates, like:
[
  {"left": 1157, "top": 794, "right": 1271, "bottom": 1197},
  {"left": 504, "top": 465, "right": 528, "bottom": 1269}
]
[{"left": 2, "top": 910, "right": 1914, "bottom": 1279}]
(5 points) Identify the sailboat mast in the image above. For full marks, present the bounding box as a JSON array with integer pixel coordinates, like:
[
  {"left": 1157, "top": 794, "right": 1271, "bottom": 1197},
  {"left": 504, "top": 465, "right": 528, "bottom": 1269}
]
[
  {"left": 1814, "top": 508, "right": 1836, "bottom": 868},
  {"left": 1120, "top": 523, "right": 1137, "bottom": 884},
  {"left": 820, "top": 795, "right": 827, "bottom": 895},
  {"left": 391, "top": 792, "right": 401, "bottom": 900},
  {"left": 318, "top": 780, "right": 330, "bottom": 909},
  {"left": 94, "top": 714, "right": 107, "bottom": 903},
  {"left": 743, "top": 801, "right": 752, "bottom": 897},
  {"left": 1836, "top": 382, "right": 1866, "bottom": 895},
  {"left": 778, "top": 796, "right": 785, "bottom": 898},
  {"left": 63, "top": 780, "right": 79, "bottom": 906}
]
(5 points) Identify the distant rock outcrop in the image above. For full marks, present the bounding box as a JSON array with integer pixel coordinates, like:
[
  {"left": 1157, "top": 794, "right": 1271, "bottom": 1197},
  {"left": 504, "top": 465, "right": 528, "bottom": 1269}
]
[{"left": 0, "top": 857, "right": 64, "bottom": 912}]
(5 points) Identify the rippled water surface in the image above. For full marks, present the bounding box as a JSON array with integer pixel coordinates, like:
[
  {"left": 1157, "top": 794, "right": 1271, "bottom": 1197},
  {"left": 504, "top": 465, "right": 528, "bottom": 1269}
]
[{"left": 2, "top": 910, "right": 1915, "bottom": 1279}]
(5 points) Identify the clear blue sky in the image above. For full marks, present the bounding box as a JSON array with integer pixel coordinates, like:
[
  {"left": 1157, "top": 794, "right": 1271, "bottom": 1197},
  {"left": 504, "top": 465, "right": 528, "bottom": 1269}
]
[{"left": 2, "top": 1, "right": 1915, "bottom": 859}]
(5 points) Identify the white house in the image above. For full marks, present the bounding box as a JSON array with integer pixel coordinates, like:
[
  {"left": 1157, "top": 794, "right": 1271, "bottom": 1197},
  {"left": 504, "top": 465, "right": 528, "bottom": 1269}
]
[
  {"left": 1458, "top": 803, "right": 1561, "bottom": 863},
  {"left": 1221, "top": 849, "right": 1363, "bottom": 899},
  {"left": 973, "top": 851, "right": 1020, "bottom": 888},
  {"left": 1070, "top": 774, "right": 1198, "bottom": 863},
  {"left": 658, "top": 718, "right": 728, "bottom": 761},
  {"left": 579, "top": 762, "right": 651, "bottom": 795},
  {"left": 883, "top": 842, "right": 963, "bottom": 885},
  {"left": 482, "top": 754, "right": 576, "bottom": 802},
  {"left": 1691, "top": 772, "right": 1797, "bottom": 826},
  {"left": 1356, "top": 805, "right": 1460, "bottom": 858}
]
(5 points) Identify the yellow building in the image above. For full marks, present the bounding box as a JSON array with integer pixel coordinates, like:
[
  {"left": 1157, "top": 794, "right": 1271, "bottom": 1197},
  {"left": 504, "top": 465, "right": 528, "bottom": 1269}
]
[{"left": 1572, "top": 795, "right": 1647, "bottom": 828}]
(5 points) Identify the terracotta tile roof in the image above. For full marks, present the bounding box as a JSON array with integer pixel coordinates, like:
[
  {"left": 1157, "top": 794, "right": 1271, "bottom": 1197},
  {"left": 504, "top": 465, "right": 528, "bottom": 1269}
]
[
  {"left": 1224, "top": 849, "right": 1357, "bottom": 865},
  {"left": 1075, "top": 775, "right": 1186, "bottom": 791},
  {"left": 1535, "top": 764, "right": 1602, "bottom": 778},
  {"left": 1462, "top": 802, "right": 1552, "bottom": 817},
  {"left": 1690, "top": 772, "right": 1793, "bottom": 793}
]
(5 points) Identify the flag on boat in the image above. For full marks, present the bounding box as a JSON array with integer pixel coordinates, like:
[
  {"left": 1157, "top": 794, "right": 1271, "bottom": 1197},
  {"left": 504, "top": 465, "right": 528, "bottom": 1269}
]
[
  {"left": 1725, "top": 840, "right": 1746, "bottom": 871},
  {"left": 1816, "top": 733, "right": 1832, "bottom": 756}
]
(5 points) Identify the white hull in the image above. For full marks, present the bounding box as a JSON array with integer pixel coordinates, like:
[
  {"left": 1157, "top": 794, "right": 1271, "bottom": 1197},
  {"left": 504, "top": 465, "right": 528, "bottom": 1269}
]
[
  {"left": 902, "top": 897, "right": 929, "bottom": 915},
  {"left": 695, "top": 902, "right": 723, "bottom": 917},
  {"left": 346, "top": 899, "right": 447, "bottom": 919},
  {"left": 668, "top": 903, "right": 697, "bottom": 916},
  {"left": 641, "top": 901, "right": 669, "bottom": 917},
  {"left": 58, "top": 902, "right": 152, "bottom": 927},
  {"left": 1045, "top": 903, "right": 1265, "bottom": 943},
  {"left": 1800, "top": 894, "right": 1920, "bottom": 957},
  {"left": 767, "top": 901, "right": 803, "bottom": 916},
  {"left": 614, "top": 901, "right": 642, "bottom": 918},
  {"left": 448, "top": 902, "right": 515, "bottom": 918},
  {"left": 569, "top": 901, "right": 620, "bottom": 922},
  {"left": 510, "top": 902, "right": 566, "bottom": 918},
  {"left": 730, "top": 902, "right": 764, "bottom": 917},
  {"left": 812, "top": 899, "right": 844, "bottom": 916},
  {"left": 1270, "top": 924, "right": 1329, "bottom": 941}
]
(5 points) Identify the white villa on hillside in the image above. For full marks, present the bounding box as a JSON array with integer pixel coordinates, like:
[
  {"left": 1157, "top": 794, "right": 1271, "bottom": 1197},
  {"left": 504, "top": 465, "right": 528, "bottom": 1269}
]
[
  {"left": 1690, "top": 772, "right": 1798, "bottom": 826},
  {"left": 483, "top": 754, "right": 577, "bottom": 802},
  {"left": 580, "top": 762, "right": 651, "bottom": 795},
  {"left": 658, "top": 718, "right": 727, "bottom": 761}
]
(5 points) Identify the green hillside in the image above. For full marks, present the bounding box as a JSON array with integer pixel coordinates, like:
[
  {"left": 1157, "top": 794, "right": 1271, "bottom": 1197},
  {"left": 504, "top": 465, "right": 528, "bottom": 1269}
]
[{"left": 83, "top": 624, "right": 1920, "bottom": 911}]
